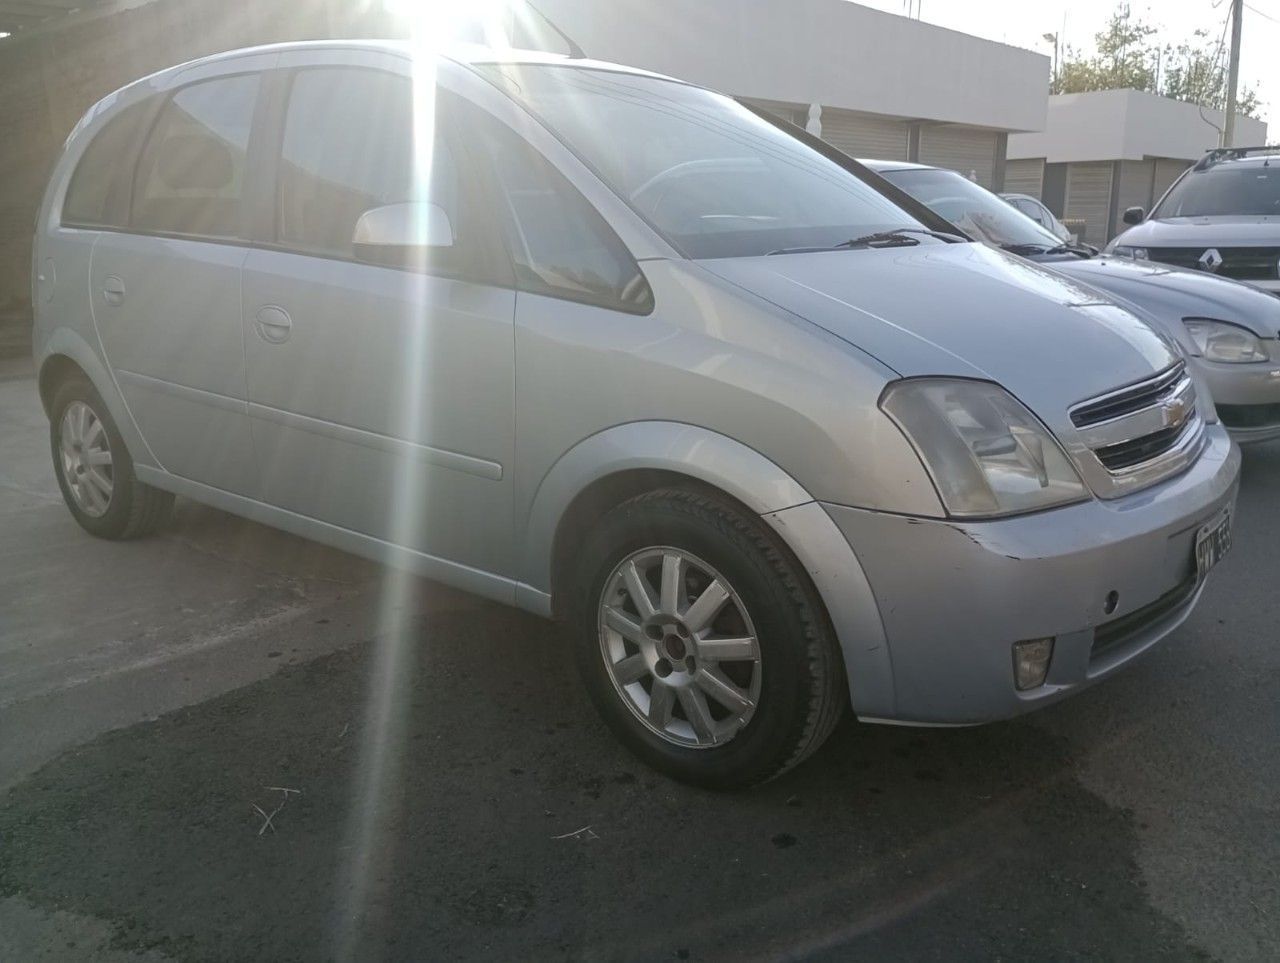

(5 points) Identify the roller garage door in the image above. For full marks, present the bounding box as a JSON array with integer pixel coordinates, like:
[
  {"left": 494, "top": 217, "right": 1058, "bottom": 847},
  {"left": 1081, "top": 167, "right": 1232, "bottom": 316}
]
[
  {"left": 820, "top": 109, "right": 909, "bottom": 161},
  {"left": 1064, "top": 162, "right": 1114, "bottom": 249},
  {"left": 1004, "top": 158, "right": 1044, "bottom": 198},
  {"left": 1152, "top": 158, "right": 1190, "bottom": 208},
  {"left": 919, "top": 125, "right": 999, "bottom": 188}
]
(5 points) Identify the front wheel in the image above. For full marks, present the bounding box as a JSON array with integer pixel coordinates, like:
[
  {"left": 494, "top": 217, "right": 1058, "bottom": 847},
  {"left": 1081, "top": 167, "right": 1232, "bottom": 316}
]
[
  {"left": 569, "top": 489, "right": 847, "bottom": 789},
  {"left": 49, "top": 377, "right": 173, "bottom": 540}
]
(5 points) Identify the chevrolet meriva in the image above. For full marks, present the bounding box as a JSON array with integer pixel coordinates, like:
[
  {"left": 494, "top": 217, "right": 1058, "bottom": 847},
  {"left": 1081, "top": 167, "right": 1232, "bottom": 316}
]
[{"left": 33, "top": 43, "right": 1240, "bottom": 787}]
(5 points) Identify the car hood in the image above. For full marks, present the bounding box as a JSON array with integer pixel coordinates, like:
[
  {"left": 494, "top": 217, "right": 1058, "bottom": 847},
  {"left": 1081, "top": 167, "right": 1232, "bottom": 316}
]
[
  {"left": 699, "top": 242, "right": 1177, "bottom": 423},
  {"left": 1047, "top": 256, "right": 1280, "bottom": 338},
  {"left": 1114, "top": 215, "right": 1280, "bottom": 248}
]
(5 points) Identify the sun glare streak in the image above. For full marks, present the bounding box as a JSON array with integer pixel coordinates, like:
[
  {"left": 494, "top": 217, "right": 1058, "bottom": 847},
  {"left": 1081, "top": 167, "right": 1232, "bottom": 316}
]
[{"left": 332, "top": 2, "right": 508, "bottom": 956}]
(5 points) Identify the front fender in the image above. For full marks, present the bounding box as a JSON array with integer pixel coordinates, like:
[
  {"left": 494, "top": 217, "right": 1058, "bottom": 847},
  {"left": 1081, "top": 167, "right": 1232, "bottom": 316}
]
[
  {"left": 516, "top": 421, "right": 894, "bottom": 717},
  {"left": 36, "top": 327, "right": 161, "bottom": 470}
]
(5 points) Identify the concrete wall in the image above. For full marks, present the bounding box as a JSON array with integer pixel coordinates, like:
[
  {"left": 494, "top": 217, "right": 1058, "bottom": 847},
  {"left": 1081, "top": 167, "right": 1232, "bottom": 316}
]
[
  {"left": 1009, "top": 89, "right": 1269, "bottom": 165},
  {"left": 535, "top": 0, "right": 1049, "bottom": 131},
  {"left": 0, "top": 0, "right": 398, "bottom": 313}
]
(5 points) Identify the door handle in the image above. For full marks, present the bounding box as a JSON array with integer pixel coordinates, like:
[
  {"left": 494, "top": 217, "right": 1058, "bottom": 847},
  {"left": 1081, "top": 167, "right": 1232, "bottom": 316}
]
[
  {"left": 255, "top": 305, "right": 293, "bottom": 344},
  {"left": 102, "top": 275, "right": 126, "bottom": 307}
]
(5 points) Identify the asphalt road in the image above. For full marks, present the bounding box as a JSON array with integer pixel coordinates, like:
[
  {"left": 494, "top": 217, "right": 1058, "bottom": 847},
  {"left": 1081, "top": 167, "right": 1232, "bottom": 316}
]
[{"left": 1, "top": 357, "right": 1277, "bottom": 962}]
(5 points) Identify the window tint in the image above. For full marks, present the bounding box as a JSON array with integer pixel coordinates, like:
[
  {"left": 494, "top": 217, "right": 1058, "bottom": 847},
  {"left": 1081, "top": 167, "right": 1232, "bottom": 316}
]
[
  {"left": 131, "top": 74, "right": 260, "bottom": 239},
  {"left": 63, "top": 100, "right": 152, "bottom": 227},
  {"left": 470, "top": 111, "right": 653, "bottom": 313},
  {"left": 277, "top": 68, "right": 464, "bottom": 267}
]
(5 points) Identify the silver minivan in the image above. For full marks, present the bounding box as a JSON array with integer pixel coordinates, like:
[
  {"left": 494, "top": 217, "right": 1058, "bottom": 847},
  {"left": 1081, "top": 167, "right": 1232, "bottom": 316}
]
[{"left": 33, "top": 42, "right": 1240, "bottom": 787}]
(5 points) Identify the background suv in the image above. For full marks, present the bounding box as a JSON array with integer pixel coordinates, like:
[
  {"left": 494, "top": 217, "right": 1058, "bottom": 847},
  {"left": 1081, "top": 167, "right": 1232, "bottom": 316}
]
[{"left": 1109, "top": 146, "right": 1280, "bottom": 300}]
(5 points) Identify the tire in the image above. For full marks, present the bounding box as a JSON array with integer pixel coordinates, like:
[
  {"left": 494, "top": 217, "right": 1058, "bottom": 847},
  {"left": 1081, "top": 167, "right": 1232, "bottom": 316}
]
[
  {"left": 569, "top": 488, "right": 847, "bottom": 789},
  {"left": 49, "top": 375, "right": 173, "bottom": 540}
]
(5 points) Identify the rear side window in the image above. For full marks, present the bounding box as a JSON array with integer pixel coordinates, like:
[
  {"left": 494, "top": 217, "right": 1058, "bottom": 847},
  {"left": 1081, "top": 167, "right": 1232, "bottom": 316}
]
[
  {"left": 469, "top": 112, "right": 653, "bottom": 314},
  {"left": 131, "top": 74, "right": 261, "bottom": 240},
  {"left": 62, "top": 100, "right": 152, "bottom": 228}
]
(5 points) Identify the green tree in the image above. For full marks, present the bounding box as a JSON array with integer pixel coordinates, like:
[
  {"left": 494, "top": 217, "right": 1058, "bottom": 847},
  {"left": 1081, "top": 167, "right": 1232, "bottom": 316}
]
[
  {"left": 1051, "top": 4, "right": 1261, "bottom": 119},
  {"left": 1052, "top": 6, "right": 1158, "bottom": 95}
]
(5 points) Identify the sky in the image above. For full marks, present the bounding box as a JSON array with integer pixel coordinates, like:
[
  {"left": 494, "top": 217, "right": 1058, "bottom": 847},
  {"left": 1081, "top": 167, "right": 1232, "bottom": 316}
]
[{"left": 855, "top": 0, "right": 1280, "bottom": 133}]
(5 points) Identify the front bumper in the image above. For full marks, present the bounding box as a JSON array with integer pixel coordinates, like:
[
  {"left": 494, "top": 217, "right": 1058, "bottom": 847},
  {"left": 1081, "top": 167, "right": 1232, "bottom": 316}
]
[
  {"left": 824, "top": 425, "right": 1240, "bottom": 725},
  {"left": 1193, "top": 352, "right": 1280, "bottom": 444}
]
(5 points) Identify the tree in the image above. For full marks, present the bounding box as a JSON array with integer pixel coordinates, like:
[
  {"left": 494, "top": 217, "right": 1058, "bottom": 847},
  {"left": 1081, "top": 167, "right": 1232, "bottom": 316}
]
[
  {"left": 1051, "top": 4, "right": 1262, "bottom": 119},
  {"left": 1161, "top": 29, "right": 1262, "bottom": 118}
]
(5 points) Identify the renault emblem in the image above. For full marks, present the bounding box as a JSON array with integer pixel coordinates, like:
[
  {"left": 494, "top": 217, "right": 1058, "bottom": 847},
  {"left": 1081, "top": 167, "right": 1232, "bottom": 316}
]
[{"left": 1198, "top": 248, "right": 1223, "bottom": 272}]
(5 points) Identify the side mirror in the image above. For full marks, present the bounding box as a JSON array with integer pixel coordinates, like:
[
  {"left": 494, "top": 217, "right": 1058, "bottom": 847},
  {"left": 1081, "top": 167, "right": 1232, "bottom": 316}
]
[
  {"left": 352, "top": 202, "right": 453, "bottom": 266},
  {"left": 1122, "top": 206, "right": 1146, "bottom": 225}
]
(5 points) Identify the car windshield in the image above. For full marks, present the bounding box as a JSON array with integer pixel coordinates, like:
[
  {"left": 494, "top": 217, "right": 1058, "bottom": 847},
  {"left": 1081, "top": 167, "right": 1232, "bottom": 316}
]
[
  {"left": 1154, "top": 164, "right": 1280, "bottom": 217},
  {"left": 476, "top": 64, "right": 931, "bottom": 258},
  {"left": 879, "top": 167, "right": 1063, "bottom": 250}
]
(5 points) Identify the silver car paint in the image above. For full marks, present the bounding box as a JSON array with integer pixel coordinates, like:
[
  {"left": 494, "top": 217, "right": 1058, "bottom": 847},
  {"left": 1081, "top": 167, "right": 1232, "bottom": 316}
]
[{"left": 33, "top": 41, "right": 1240, "bottom": 726}]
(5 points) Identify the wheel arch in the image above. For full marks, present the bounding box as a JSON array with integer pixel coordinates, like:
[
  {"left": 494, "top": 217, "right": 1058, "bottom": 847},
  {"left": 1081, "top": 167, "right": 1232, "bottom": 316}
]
[
  {"left": 518, "top": 422, "right": 895, "bottom": 718},
  {"left": 36, "top": 329, "right": 159, "bottom": 470}
]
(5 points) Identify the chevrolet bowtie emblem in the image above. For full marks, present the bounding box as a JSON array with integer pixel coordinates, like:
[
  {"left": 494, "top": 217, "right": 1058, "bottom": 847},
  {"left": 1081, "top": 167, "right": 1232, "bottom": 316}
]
[{"left": 1198, "top": 248, "right": 1223, "bottom": 272}]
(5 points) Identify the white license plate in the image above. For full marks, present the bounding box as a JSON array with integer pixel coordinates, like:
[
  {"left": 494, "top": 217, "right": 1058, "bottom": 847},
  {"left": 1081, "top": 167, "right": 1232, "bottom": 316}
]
[{"left": 1195, "top": 511, "right": 1232, "bottom": 580}]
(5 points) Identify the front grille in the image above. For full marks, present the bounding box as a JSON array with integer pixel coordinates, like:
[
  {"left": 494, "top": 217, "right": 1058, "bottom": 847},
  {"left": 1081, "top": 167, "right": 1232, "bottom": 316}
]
[
  {"left": 1147, "top": 246, "right": 1280, "bottom": 281},
  {"left": 1070, "top": 364, "right": 1185, "bottom": 428},
  {"left": 1092, "top": 574, "right": 1199, "bottom": 661},
  {"left": 1069, "top": 362, "right": 1203, "bottom": 485},
  {"left": 1094, "top": 419, "right": 1194, "bottom": 470},
  {"left": 1218, "top": 402, "right": 1280, "bottom": 429}
]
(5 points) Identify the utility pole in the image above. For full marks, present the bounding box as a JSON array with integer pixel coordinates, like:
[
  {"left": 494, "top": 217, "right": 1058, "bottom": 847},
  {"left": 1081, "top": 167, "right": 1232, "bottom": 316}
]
[{"left": 1223, "top": 0, "right": 1243, "bottom": 147}]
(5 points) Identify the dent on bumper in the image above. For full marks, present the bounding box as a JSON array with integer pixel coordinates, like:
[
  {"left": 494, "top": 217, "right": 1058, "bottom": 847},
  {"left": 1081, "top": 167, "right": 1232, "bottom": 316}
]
[{"left": 824, "top": 426, "right": 1240, "bottom": 725}]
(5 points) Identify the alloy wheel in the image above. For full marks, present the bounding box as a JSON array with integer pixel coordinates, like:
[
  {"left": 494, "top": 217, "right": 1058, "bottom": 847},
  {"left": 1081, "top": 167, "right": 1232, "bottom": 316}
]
[
  {"left": 597, "top": 547, "right": 762, "bottom": 748},
  {"left": 59, "top": 400, "right": 114, "bottom": 518}
]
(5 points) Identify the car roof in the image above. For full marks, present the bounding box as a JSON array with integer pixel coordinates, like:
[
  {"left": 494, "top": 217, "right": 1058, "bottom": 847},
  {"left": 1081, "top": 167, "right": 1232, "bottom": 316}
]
[
  {"left": 857, "top": 159, "right": 938, "bottom": 173},
  {"left": 133, "top": 38, "right": 681, "bottom": 89}
]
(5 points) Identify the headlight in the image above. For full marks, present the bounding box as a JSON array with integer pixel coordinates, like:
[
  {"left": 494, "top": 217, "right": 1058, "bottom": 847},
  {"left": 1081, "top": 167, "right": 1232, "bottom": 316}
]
[
  {"left": 1182, "top": 318, "right": 1269, "bottom": 363},
  {"left": 881, "top": 379, "right": 1088, "bottom": 517},
  {"left": 1110, "top": 245, "right": 1149, "bottom": 260}
]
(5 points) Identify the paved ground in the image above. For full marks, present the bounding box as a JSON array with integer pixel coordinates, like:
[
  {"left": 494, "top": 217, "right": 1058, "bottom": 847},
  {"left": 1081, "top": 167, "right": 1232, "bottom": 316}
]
[{"left": 1, "top": 358, "right": 1277, "bottom": 961}]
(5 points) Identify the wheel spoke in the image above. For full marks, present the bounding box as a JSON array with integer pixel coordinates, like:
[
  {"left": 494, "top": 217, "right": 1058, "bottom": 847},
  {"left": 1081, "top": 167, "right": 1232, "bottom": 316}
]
[
  {"left": 602, "top": 605, "right": 646, "bottom": 645},
  {"left": 659, "top": 552, "right": 684, "bottom": 617},
  {"left": 684, "top": 579, "right": 730, "bottom": 635},
  {"left": 677, "top": 687, "right": 717, "bottom": 744},
  {"left": 85, "top": 467, "right": 113, "bottom": 499},
  {"left": 696, "top": 667, "right": 754, "bottom": 715},
  {"left": 86, "top": 448, "right": 113, "bottom": 466},
  {"left": 697, "top": 635, "right": 758, "bottom": 663},
  {"left": 647, "top": 683, "right": 675, "bottom": 729},
  {"left": 75, "top": 403, "right": 89, "bottom": 441},
  {"left": 83, "top": 417, "right": 104, "bottom": 447},
  {"left": 80, "top": 476, "right": 105, "bottom": 512},
  {"left": 621, "top": 559, "right": 657, "bottom": 621},
  {"left": 612, "top": 653, "right": 649, "bottom": 686}
]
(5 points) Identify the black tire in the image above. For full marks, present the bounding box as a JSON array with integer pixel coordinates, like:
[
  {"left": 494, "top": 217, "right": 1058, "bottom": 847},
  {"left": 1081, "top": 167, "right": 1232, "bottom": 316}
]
[
  {"left": 569, "top": 488, "right": 847, "bottom": 789},
  {"left": 49, "top": 375, "right": 173, "bottom": 540}
]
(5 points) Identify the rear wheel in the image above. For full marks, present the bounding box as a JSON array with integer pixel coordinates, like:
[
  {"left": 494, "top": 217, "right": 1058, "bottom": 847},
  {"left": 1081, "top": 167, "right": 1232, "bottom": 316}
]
[
  {"left": 50, "top": 377, "right": 172, "bottom": 539},
  {"left": 569, "top": 488, "right": 846, "bottom": 789}
]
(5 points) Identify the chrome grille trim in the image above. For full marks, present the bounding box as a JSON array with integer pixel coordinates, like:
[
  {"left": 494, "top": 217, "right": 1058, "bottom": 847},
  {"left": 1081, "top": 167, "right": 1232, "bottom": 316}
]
[{"left": 1066, "top": 363, "right": 1206, "bottom": 496}]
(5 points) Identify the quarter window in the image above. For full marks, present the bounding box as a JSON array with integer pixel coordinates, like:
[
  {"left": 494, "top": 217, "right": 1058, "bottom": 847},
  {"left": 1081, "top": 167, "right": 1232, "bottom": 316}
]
[
  {"left": 131, "top": 74, "right": 260, "bottom": 240},
  {"left": 63, "top": 100, "right": 152, "bottom": 228}
]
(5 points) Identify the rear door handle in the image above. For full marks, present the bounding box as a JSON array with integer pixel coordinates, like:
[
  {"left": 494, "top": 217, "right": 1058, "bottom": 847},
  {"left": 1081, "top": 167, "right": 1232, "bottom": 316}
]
[
  {"left": 255, "top": 305, "right": 293, "bottom": 344},
  {"left": 102, "top": 275, "right": 126, "bottom": 307}
]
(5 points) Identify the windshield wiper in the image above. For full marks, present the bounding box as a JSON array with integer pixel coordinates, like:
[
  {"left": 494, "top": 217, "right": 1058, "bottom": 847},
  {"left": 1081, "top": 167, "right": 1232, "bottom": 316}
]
[
  {"left": 767, "top": 228, "right": 965, "bottom": 256},
  {"left": 1002, "top": 241, "right": 1092, "bottom": 259}
]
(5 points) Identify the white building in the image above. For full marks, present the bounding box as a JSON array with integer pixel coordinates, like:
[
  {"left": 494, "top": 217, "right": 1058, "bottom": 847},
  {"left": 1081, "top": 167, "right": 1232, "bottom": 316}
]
[
  {"left": 1007, "top": 90, "right": 1270, "bottom": 247},
  {"left": 533, "top": 0, "right": 1050, "bottom": 189}
]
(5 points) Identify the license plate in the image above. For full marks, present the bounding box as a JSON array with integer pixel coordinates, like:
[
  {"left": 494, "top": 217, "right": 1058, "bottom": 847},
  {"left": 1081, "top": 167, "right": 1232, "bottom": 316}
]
[{"left": 1195, "top": 511, "right": 1232, "bottom": 580}]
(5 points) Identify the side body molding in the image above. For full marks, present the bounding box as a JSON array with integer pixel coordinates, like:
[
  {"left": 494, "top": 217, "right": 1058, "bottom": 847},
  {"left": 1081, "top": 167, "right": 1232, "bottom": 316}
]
[{"left": 515, "top": 421, "right": 894, "bottom": 717}]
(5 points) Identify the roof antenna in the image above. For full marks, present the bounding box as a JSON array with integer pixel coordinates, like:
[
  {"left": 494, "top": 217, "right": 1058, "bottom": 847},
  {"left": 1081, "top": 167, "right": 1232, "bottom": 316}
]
[{"left": 525, "top": 2, "right": 587, "bottom": 59}]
